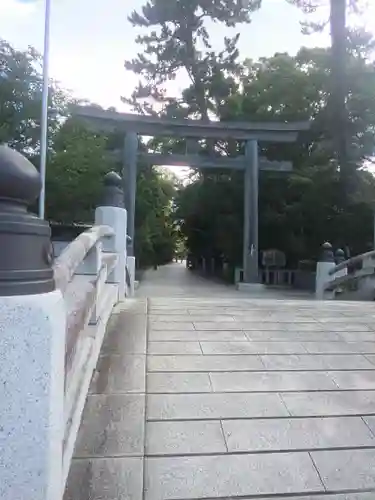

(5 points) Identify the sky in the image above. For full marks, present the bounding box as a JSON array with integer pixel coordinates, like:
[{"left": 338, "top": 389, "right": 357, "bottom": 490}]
[
  {"left": 0, "top": 0, "right": 338, "bottom": 110},
  {"left": 2, "top": 0, "right": 374, "bottom": 178},
  {"left": 1, "top": 0, "right": 374, "bottom": 109}
]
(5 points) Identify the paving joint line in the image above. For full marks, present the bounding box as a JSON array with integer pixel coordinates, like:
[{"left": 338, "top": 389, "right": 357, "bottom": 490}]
[
  {"left": 147, "top": 369, "right": 375, "bottom": 373},
  {"left": 144, "top": 444, "right": 375, "bottom": 459},
  {"left": 156, "top": 486, "right": 375, "bottom": 500},
  {"left": 146, "top": 389, "right": 375, "bottom": 394},
  {"left": 142, "top": 297, "right": 151, "bottom": 500},
  {"left": 308, "top": 451, "right": 327, "bottom": 492},
  {"left": 146, "top": 412, "right": 375, "bottom": 422}
]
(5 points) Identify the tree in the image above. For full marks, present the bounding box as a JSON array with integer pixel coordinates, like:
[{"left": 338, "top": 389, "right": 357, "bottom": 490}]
[
  {"left": 135, "top": 164, "right": 178, "bottom": 266},
  {"left": 47, "top": 120, "right": 178, "bottom": 267},
  {"left": 0, "top": 38, "right": 70, "bottom": 155},
  {"left": 0, "top": 37, "right": 178, "bottom": 268},
  {"left": 45, "top": 119, "right": 113, "bottom": 223},
  {"left": 124, "top": 0, "right": 261, "bottom": 120},
  {"left": 286, "top": 0, "right": 362, "bottom": 192},
  {"left": 176, "top": 38, "right": 375, "bottom": 269}
]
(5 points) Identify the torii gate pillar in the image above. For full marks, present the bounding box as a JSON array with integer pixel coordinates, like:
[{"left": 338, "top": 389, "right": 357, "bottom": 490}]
[
  {"left": 123, "top": 132, "right": 138, "bottom": 256},
  {"left": 243, "top": 140, "right": 259, "bottom": 283}
]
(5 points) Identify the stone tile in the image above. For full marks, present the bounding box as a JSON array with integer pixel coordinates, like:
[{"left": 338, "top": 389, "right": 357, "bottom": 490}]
[
  {"left": 149, "top": 308, "right": 189, "bottom": 315},
  {"left": 193, "top": 322, "right": 245, "bottom": 330},
  {"left": 260, "top": 354, "right": 320, "bottom": 370},
  {"left": 74, "top": 395, "right": 145, "bottom": 457},
  {"left": 245, "top": 330, "right": 343, "bottom": 341},
  {"left": 101, "top": 313, "right": 147, "bottom": 355},
  {"left": 147, "top": 392, "right": 289, "bottom": 420},
  {"left": 210, "top": 371, "right": 337, "bottom": 392},
  {"left": 362, "top": 415, "right": 375, "bottom": 436},
  {"left": 222, "top": 416, "right": 374, "bottom": 452},
  {"left": 144, "top": 452, "right": 323, "bottom": 500},
  {"left": 188, "top": 307, "right": 237, "bottom": 313},
  {"left": 339, "top": 332, "right": 375, "bottom": 342},
  {"left": 364, "top": 354, "right": 375, "bottom": 366},
  {"left": 201, "top": 341, "right": 307, "bottom": 355},
  {"left": 64, "top": 457, "right": 143, "bottom": 500},
  {"left": 190, "top": 315, "right": 236, "bottom": 322},
  {"left": 312, "top": 449, "right": 375, "bottom": 490},
  {"left": 247, "top": 315, "right": 317, "bottom": 323},
  {"left": 188, "top": 311, "right": 236, "bottom": 317},
  {"left": 303, "top": 342, "right": 364, "bottom": 354},
  {"left": 147, "top": 341, "right": 202, "bottom": 355},
  {"left": 228, "top": 310, "right": 274, "bottom": 317},
  {"left": 321, "top": 323, "right": 372, "bottom": 332},
  {"left": 331, "top": 355, "right": 375, "bottom": 370},
  {"left": 147, "top": 354, "right": 263, "bottom": 372},
  {"left": 319, "top": 316, "right": 370, "bottom": 323},
  {"left": 148, "top": 329, "right": 247, "bottom": 341},
  {"left": 90, "top": 354, "right": 145, "bottom": 393},
  {"left": 283, "top": 323, "right": 325, "bottom": 332},
  {"left": 149, "top": 322, "right": 194, "bottom": 331},
  {"left": 147, "top": 372, "right": 212, "bottom": 393},
  {"left": 260, "top": 354, "right": 374, "bottom": 371},
  {"left": 330, "top": 370, "right": 375, "bottom": 389},
  {"left": 242, "top": 322, "right": 324, "bottom": 332},
  {"left": 200, "top": 341, "right": 257, "bottom": 355},
  {"left": 149, "top": 315, "right": 195, "bottom": 322},
  {"left": 148, "top": 330, "right": 200, "bottom": 341},
  {"left": 193, "top": 330, "right": 248, "bottom": 341},
  {"left": 240, "top": 322, "right": 293, "bottom": 331},
  {"left": 146, "top": 420, "right": 226, "bottom": 455},
  {"left": 282, "top": 390, "right": 375, "bottom": 416},
  {"left": 353, "top": 342, "right": 375, "bottom": 353}
]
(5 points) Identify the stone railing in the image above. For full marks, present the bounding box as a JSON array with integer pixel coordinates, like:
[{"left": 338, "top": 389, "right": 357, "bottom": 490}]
[
  {"left": 315, "top": 242, "right": 375, "bottom": 300},
  {"left": 0, "top": 146, "right": 135, "bottom": 500}
]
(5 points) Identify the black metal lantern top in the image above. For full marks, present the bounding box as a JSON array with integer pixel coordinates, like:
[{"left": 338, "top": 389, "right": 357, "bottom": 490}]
[
  {"left": 321, "top": 242, "right": 335, "bottom": 263},
  {"left": 0, "top": 145, "right": 55, "bottom": 296},
  {"left": 101, "top": 171, "right": 124, "bottom": 208}
]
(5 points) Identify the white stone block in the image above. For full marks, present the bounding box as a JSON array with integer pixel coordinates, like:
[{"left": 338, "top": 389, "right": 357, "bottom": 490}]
[
  {"left": 95, "top": 206, "right": 128, "bottom": 299},
  {"left": 0, "top": 290, "right": 66, "bottom": 500},
  {"left": 127, "top": 256, "right": 136, "bottom": 297},
  {"left": 315, "top": 261, "right": 336, "bottom": 300}
]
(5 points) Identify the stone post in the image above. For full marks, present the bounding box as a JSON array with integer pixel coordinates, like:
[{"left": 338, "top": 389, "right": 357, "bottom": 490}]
[
  {"left": 123, "top": 132, "right": 138, "bottom": 257},
  {"left": 315, "top": 242, "right": 335, "bottom": 299},
  {"left": 95, "top": 171, "right": 128, "bottom": 299},
  {"left": 126, "top": 254, "right": 136, "bottom": 297},
  {"left": 0, "top": 146, "right": 65, "bottom": 500}
]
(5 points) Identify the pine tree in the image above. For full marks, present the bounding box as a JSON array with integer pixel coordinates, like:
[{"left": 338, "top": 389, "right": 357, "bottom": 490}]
[
  {"left": 124, "top": 0, "right": 261, "bottom": 120},
  {"left": 287, "top": 0, "right": 362, "bottom": 192}
]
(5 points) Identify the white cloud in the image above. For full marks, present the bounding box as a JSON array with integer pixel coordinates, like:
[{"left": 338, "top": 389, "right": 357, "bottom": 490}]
[
  {"left": 0, "top": 0, "right": 36, "bottom": 17},
  {"left": 1, "top": 0, "right": 374, "bottom": 111}
]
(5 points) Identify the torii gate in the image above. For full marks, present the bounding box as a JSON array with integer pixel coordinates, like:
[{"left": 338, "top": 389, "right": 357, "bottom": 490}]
[{"left": 75, "top": 107, "right": 309, "bottom": 283}]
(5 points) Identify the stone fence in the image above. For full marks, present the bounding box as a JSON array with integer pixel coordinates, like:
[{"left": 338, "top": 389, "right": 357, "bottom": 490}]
[
  {"left": 315, "top": 242, "right": 375, "bottom": 300},
  {"left": 0, "top": 146, "right": 135, "bottom": 500}
]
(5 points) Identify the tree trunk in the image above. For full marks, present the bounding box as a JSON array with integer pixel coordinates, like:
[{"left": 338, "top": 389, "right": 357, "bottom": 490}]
[{"left": 330, "top": 0, "right": 350, "bottom": 193}]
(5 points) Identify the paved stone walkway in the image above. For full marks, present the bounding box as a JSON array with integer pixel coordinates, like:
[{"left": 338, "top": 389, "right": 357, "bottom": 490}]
[{"left": 65, "top": 263, "right": 375, "bottom": 500}]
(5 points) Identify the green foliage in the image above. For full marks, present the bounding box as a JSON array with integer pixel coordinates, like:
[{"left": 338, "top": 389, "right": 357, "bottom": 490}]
[
  {"left": 45, "top": 119, "right": 112, "bottom": 223},
  {"left": 135, "top": 165, "right": 178, "bottom": 267},
  {"left": 1, "top": 38, "right": 177, "bottom": 268},
  {"left": 0, "top": 38, "right": 70, "bottom": 155},
  {"left": 286, "top": 0, "right": 363, "bottom": 192},
  {"left": 124, "top": 0, "right": 261, "bottom": 118},
  {"left": 177, "top": 42, "right": 375, "bottom": 267}
]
